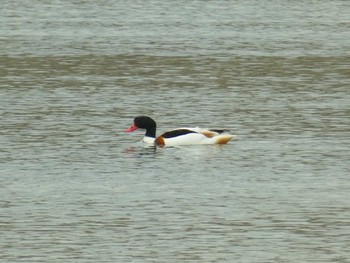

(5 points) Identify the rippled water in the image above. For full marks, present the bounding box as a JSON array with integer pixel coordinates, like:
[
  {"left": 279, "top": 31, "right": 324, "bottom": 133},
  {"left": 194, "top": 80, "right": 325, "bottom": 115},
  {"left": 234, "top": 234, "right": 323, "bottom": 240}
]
[{"left": 1, "top": 1, "right": 350, "bottom": 262}]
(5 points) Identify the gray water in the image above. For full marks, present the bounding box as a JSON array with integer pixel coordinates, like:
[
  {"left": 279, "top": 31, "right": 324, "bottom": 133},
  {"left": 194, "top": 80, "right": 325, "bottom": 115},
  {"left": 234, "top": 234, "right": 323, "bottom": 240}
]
[{"left": 1, "top": 1, "right": 350, "bottom": 262}]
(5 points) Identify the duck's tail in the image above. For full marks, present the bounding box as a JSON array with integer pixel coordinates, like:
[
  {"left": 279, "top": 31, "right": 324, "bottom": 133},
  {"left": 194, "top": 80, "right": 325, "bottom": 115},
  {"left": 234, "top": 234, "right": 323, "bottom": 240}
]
[{"left": 214, "top": 134, "right": 236, "bottom": 144}]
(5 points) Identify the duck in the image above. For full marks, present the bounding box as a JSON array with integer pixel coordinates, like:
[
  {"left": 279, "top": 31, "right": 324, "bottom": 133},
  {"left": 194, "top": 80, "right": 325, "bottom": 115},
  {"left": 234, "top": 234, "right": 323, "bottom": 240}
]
[{"left": 124, "top": 116, "right": 235, "bottom": 146}]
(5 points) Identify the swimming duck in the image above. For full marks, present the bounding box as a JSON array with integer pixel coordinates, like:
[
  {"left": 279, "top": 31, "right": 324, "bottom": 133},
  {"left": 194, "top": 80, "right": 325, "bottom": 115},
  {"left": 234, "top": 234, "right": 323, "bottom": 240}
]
[{"left": 124, "top": 116, "right": 235, "bottom": 146}]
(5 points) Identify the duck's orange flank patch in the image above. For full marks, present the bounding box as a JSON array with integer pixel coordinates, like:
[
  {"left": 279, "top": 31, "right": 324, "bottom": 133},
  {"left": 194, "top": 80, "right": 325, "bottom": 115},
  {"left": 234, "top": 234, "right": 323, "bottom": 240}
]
[
  {"left": 154, "top": 136, "right": 165, "bottom": 146},
  {"left": 201, "top": 131, "right": 216, "bottom": 138}
]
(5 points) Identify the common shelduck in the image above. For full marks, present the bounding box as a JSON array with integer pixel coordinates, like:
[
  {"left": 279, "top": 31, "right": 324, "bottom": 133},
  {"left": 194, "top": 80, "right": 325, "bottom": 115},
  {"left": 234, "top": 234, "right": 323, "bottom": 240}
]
[{"left": 124, "top": 116, "right": 235, "bottom": 146}]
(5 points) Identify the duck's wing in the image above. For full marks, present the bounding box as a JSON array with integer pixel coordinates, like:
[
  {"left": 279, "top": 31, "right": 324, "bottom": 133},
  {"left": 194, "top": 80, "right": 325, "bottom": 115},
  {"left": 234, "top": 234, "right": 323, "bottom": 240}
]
[
  {"left": 154, "top": 128, "right": 198, "bottom": 146},
  {"left": 182, "top": 127, "right": 231, "bottom": 137},
  {"left": 161, "top": 128, "right": 198, "bottom": 138},
  {"left": 155, "top": 127, "right": 235, "bottom": 146}
]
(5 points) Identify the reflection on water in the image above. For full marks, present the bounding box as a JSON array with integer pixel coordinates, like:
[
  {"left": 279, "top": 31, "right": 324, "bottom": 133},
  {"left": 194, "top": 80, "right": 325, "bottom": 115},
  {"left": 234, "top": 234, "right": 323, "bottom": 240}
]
[{"left": 1, "top": 0, "right": 349, "bottom": 262}]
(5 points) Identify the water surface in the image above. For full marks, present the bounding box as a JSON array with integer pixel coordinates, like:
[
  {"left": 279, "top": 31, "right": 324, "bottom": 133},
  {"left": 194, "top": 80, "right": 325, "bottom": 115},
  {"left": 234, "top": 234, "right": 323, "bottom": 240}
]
[{"left": 1, "top": 1, "right": 349, "bottom": 262}]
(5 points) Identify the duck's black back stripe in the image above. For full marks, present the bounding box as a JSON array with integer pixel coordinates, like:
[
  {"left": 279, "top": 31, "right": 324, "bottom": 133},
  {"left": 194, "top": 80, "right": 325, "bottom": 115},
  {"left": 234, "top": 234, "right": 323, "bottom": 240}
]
[
  {"left": 161, "top": 129, "right": 197, "bottom": 138},
  {"left": 209, "top": 129, "right": 229, "bottom": 134}
]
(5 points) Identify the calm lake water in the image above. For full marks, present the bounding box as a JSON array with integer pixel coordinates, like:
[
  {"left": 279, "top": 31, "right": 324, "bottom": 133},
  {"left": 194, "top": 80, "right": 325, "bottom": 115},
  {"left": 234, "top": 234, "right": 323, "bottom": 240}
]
[{"left": 1, "top": 1, "right": 350, "bottom": 262}]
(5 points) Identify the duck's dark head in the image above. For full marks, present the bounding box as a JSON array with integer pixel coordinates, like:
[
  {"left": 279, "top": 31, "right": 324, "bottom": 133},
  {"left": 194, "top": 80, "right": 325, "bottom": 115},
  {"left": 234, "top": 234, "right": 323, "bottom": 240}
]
[{"left": 124, "top": 116, "right": 157, "bottom": 138}]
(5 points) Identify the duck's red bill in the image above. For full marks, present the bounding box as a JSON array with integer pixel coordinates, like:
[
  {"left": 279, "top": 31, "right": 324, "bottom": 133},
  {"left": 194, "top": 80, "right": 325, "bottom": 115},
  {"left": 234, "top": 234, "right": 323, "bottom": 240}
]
[{"left": 124, "top": 123, "right": 138, "bottom": 132}]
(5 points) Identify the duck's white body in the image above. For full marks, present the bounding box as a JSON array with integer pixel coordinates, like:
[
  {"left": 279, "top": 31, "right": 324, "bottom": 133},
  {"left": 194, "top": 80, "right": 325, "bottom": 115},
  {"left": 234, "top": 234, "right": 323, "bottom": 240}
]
[
  {"left": 143, "top": 127, "right": 235, "bottom": 146},
  {"left": 125, "top": 116, "right": 235, "bottom": 146}
]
